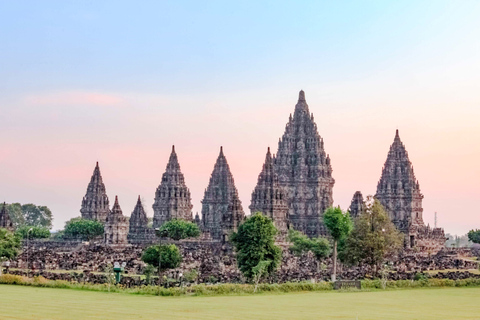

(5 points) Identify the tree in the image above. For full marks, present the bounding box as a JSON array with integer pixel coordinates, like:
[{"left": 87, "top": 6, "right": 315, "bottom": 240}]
[
  {"left": 15, "top": 226, "right": 50, "bottom": 239},
  {"left": 468, "top": 230, "right": 480, "bottom": 244},
  {"left": 142, "top": 244, "right": 182, "bottom": 285},
  {"left": 5, "top": 203, "right": 53, "bottom": 229},
  {"left": 288, "top": 229, "right": 330, "bottom": 272},
  {"left": 230, "top": 213, "right": 282, "bottom": 280},
  {"left": 0, "top": 228, "right": 21, "bottom": 275},
  {"left": 340, "top": 197, "right": 403, "bottom": 276},
  {"left": 156, "top": 219, "right": 201, "bottom": 241},
  {"left": 323, "top": 207, "right": 353, "bottom": 282},
  {"left": 63, "top": 218, "right": 104, "bottom": 241}
]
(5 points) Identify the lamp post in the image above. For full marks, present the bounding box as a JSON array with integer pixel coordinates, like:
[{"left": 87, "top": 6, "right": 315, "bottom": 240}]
[{"left": 26, "top": 227, "right": 33, "bottom": 278}]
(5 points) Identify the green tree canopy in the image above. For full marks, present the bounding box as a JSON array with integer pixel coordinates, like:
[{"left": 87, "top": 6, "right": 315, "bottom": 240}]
[
  {"left": 323, "top": 206, "right": 353, "bottom": 281},
  {"left": 288, "top": 229, "right": 331, "bottom": 261},
  {"left": 156, "top": 219, "right": 201, "bottom": 241},
  {"left": 63, "top": 218, "right": 104, "bottom": 241},
  {"left": 141, "top": 244, "right": 182, "bottom": 272},
  {"left": 230, "top": 213, "right": 282, "bottom": 280},
  {"left": 468, "top": 229, "right": 480, "bottom": 244},
  {"left": 0, "top": 228, "right": 21, "bottom": 274},
  {"left": 6, "top": 203, "right": 53, "bottom": 229},
  {"left": 15, "top": 226, "right": 50, "bottom": 239},
  {"left": 340, "top": 197, "right": 403, "bottom": 275}
]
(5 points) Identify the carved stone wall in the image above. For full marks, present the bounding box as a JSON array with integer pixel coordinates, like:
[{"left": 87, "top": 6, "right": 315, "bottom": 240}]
[
  {"left": 274, "top": 91, "right": 335, "bottom": 237},
  {"left": 152, "top": 146, "right": 193, "bottom": 228}
]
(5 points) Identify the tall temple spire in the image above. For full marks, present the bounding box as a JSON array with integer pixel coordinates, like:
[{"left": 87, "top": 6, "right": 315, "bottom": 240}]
[
  {"left": 153, "top": 146, "right": 193, "bottom": 228},
  {"left": 80, "top": 162, "right": 110, "bottom": 222},
  {"left": 104, "top": 196, "right": 129, "bottom": 245},
  {"left": 201, "top": 147, "right": 245, "bottom": 241},
  {"left": 375, "top": 130, "right": 424, "bottom": 232},
  {"left": 250, "top": 148, "right": 289, "bottom": 239},
  {"left": 274, "top": 90, "right": 334, "bottom": 237},
  {"left": 0, "top": 202, "right": 15, "bottom": 232}
]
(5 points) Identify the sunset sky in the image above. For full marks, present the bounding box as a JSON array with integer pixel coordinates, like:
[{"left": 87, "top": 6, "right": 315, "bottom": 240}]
[{"left": 0, "top": 1, "right": 479, "bottom": 234}]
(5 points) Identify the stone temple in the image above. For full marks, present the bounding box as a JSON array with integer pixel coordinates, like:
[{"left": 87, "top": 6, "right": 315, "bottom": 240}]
[
  {"left": 348, "top": 191, "right": 365, "bottom": 219},
  {"left": 0, "top": 202, "right": 15, "bottom": 232},
  {"left": 128, "top": 196, "right": 154, "bottom": 243},
  {"left": 80, "top": 162, "right": 110, "bottom": 222},
  {"left": 152, "top": 146, "right": 193, "bottom": 228},
  {"left": 250, "top": 147, "right": 289, "bottom": 239},
  {"left": 375, "top": 130, "right": 445, "bottom": 250},
  {"left": 274, "top": 90, "right": 335, "bottom": 237},
  {"left": 104, "top": 196, "right": 129, "bottom": 245},
  {"left": 201, "top": 147, "right": 245, "bottom": 241}
]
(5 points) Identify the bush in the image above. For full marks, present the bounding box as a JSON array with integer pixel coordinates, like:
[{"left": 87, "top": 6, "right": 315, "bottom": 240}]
[
  {"left": 15, "top": 226, "right": 50, "bottom": 239},
  {"left": 157, "top": 219, "right": 200, "bottom": 240},
  {"left": 142, "top": 244, "right": 182, "bottom": 272},
  {"left": 63, "top": 218, "right": 104, "bottom": 241}
]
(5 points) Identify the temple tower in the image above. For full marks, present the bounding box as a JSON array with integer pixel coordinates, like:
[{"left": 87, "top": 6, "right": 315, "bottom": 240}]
[
  {"left": 250, "top": 147, "right": 289, "bottom": 238},
  {"left": 80, "top": 162, "right": 110, "bottom": 222},
  {"left": 153, "top": 146, "right": 193, "bottom": 228},
  {"left": 375, "top": 130, "right": 424, "bottom": 232},
  {"left": 201, "top": 147, "right": 245, "bottom": 241},
  {"left": 349, "top": 191, "right": 366, "bottom": 218},
  {"left": 104, "top": 196, "right": 129, "bottom": 245},
  {"left": 128, "top": 196, "right": 154, "bottom": 243},
  {"left": 0, "top": 202, "right": 15, "bottom": 232},
  {"left": 274, "top": 90, "right": 335, "bottom": 237}
]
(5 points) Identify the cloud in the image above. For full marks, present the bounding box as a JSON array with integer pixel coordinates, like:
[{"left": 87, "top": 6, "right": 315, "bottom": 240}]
[{"left": 24, "top": 91, "right": 125, "bottom": 107}]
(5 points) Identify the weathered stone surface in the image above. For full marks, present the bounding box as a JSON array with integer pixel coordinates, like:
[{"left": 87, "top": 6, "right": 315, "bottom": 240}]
[
  {"left": 153, "top": 146, "right": 193, "bottom": 228},
  {"left": 0, "top": 202, "right": 15, "bottom": 232},
  {"left": 250, "top": 147, "right": 289, "bottom": 238},
  {"left": 80, "top": 162, "right": 110, "bottom": 222},
  {"left": 104, "top": 196, "right": 129, "bottom": 246},
  {"left": 348, "top": 191, "right": 365, "bottom": 218},
  {"left": 128, "top": 196, "right": 155, "bottom": 244},
  {"left": 201, "top": 147, "right": 245, "bottom": 241},
  {"left": 274, "top": 91, "right": 335, "bottom": 237},
  {"left": 376, "top": 130, "right": 445, "bottom": 251}
]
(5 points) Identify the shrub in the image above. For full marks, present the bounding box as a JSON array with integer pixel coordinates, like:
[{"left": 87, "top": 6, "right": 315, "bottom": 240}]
[
  {"left": 63, "top": 218, "right": 104, "bottom": 241},
  {"left": 15, "top": 226, "right": 50, "bottom": 239},
  {"left": 157, "top": 219, "right": 200, "bottom": 240}
]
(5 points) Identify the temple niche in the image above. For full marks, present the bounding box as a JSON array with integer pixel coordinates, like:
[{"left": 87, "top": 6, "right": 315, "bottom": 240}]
[
  {"left": 201, "top": 147, "right": 245, "bottom": 241},
  {"left": 104, "top": 196, "right": 129, "bottom": 246},
  {"left": 375, "top": 130, "right": 445, "bottom": 252},
  {"left": 80, "top": 162, "right": 110, "bottom": 222},
  {"left": 250, "top": 147, "right": 289, "bottom": 239},
  {"left": 152, "top": 146, "right": 193, "bottom": 228},
  {"left": 274, "top": 90, "right": 335, "bottom": 237}
]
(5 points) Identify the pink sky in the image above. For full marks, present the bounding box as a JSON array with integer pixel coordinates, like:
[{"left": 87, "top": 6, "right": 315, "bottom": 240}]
[{"left": 1, "top": 84, "right": 478, "bottom": 235}]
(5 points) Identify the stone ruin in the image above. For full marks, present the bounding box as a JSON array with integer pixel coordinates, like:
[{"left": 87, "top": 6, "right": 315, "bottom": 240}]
[
  {"left": 201, "top": 147, "right": 245, "bottom": 241},
  {"left": 375, "top": 130, "right": 445, "bottom": 252},
  {"left": 250, "top": 147, "right": 289, "bottom": 239},
  {"left": 152, "top": 146, "right": 193, "bottom": 228},
  {"left": 0, "top": 202, "right": 15, "bottom": 232},
  {"left": 80, "top": 162, "right": 110, "bottom": 222},
  {"left": 71, "top": 91, "right": 446, "bottom": 254},
  {"left": 104, "top": 196, "right": 129, "bottom": 246},
  {"left": 274, "top": 90, "right": 335, "bottom": 237}
]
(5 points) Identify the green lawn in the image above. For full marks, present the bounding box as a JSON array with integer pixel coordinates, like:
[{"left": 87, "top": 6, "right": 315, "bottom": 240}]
[{"left": 0, "top": 285, "right": 479, "bottom": 320}]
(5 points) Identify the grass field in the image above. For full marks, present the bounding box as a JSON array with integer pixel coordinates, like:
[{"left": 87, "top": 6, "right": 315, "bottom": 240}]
[{"left": 1, "top": 285, "right": 479, "bottom": 319}]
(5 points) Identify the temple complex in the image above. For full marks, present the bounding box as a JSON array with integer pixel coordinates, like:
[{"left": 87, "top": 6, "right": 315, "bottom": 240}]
[
  {"left": 0, "top": 202, "right": 15, "bottom": 232},
  {"left": 274, "top": 90, "right": 335, "bottom": 237},
  {"left": 250, "top": 147, "right": 289, "bottom": 239},
  {"left": 80, "top": 162, "right": 110, "bottom": 222},
  {"left": 152, "top": 146, "right": 193, "bottom": 228},
  {"left": 348, "top": 191, "right": 365, "bottom": 218},
  {"left": 104, "top": 196, "right": 129, "bottom": 245},
  {"left": 375, "top": 130, "right": 445, "bottom": 250},
  {"left": 201, "top": 147, "right": 245, "bottom": 241},
  {"left": 128, "top": 196, "right": 154, "bottom": 243}
]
